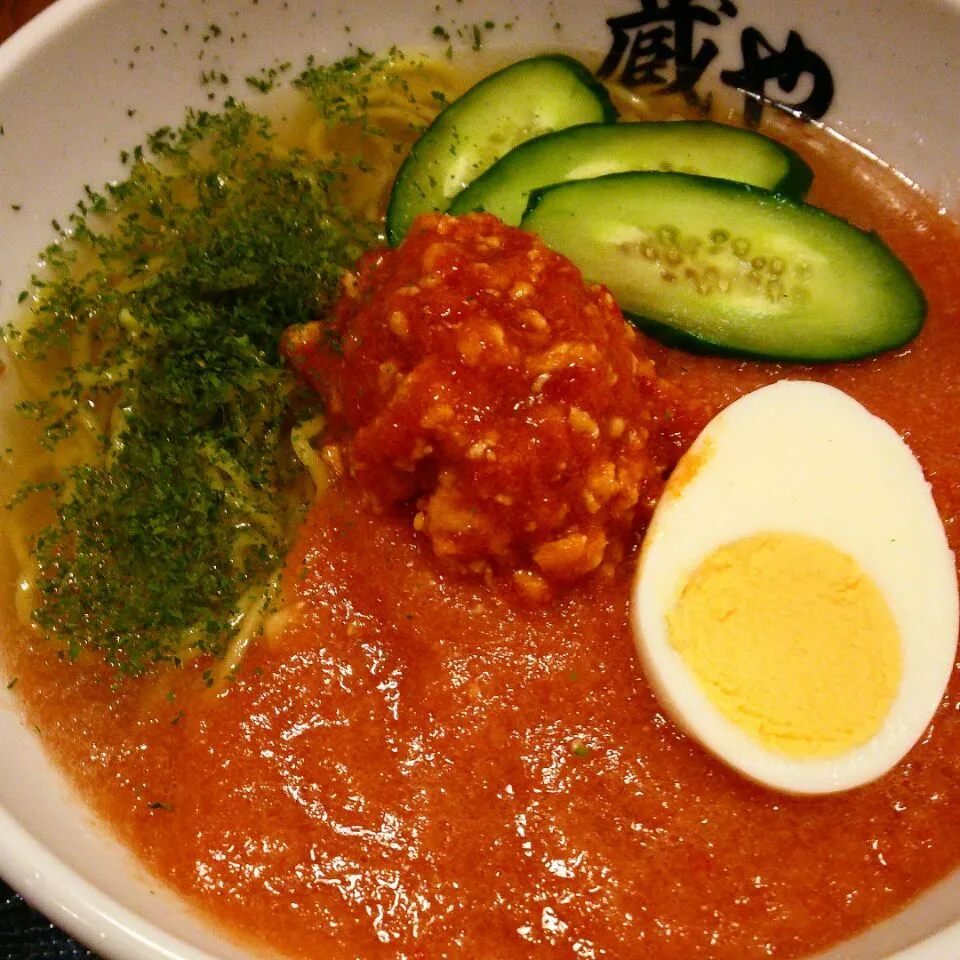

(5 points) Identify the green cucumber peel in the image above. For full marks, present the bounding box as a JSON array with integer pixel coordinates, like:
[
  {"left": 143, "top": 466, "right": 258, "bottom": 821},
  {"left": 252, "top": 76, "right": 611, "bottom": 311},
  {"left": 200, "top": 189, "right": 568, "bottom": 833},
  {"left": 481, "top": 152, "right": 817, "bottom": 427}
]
[
  {"left": 520, "top": 171, "right": 926, "bottom": 362},
  {"left": 386, "top": 54, "right": 617, "bottom": 245},
  {"left": 449, "top": 120, "right": 813, "bottom": 226}
]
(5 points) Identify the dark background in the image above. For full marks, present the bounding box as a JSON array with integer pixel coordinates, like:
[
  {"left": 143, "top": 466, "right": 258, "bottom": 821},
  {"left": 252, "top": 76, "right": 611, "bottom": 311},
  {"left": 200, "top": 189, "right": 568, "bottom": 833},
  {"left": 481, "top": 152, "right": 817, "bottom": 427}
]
[
  {"left": 2, "top": 6, "right": 105, "bottom": 960},
  {"left": 0, "top": 883, "right": 99, "bottom": 959}
]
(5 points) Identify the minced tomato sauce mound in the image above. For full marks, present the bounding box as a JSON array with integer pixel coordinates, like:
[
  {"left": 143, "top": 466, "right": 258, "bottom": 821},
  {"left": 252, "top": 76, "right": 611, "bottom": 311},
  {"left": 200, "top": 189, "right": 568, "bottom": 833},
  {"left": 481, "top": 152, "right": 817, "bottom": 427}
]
[{"left": 284, "top": 212, "right": 704, "bottom": 596}]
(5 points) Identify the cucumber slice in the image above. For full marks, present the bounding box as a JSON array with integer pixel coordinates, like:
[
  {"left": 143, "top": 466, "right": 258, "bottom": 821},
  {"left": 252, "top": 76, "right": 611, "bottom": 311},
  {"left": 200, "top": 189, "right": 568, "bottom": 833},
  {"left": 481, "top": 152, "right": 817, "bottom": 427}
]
[
  {"left": 386, "top": 55, "right": 617, "bottom": 245},
  {"left": 520, "top": 172, "right": 926, "bottom": 362},
  {"left": 449, "top": 121, "right": 813, "bottom": 226}
]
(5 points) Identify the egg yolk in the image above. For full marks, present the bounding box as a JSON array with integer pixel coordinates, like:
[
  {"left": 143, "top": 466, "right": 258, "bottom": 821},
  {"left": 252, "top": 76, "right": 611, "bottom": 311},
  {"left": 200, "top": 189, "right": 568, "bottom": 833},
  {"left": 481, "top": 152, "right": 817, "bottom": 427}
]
[{"left": 666, "top": 532, "right": 902, "bottom": 758}]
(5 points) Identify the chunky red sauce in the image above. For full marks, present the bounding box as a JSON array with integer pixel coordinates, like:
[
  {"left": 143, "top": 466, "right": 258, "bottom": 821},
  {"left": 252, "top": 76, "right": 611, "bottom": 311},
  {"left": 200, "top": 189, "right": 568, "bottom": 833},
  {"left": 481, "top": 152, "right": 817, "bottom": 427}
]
[
  {"left": 284, "top": 212, "right": 705, "bottom": 598},
  {"left": 6, "top": 119, "right": 960, "bottom": 960}
]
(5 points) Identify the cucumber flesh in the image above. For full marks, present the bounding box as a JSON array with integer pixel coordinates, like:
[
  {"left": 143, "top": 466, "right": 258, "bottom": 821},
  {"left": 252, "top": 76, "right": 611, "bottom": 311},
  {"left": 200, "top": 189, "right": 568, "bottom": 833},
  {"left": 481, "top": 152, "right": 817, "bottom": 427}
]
[
  {"left": 449, "top": 121, "right": 813, "bottom": 226},
  {"left": 520, "top": 172, "right": 926, "bottom": 362},
  {"left": 386, "top": 55, "right": 617, "bottom": 245}
]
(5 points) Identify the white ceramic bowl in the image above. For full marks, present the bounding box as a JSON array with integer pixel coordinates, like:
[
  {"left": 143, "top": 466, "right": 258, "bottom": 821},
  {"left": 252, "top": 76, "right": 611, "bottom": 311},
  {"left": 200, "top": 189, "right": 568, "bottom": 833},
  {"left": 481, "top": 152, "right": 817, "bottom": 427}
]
[{"left": 1, "top": 1, "right": 959, "bottom": 958}]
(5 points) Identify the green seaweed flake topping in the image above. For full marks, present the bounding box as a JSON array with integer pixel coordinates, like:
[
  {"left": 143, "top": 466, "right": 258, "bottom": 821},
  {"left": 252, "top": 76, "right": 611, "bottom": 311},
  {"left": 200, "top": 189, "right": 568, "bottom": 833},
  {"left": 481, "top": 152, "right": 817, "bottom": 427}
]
[{"left": 4, "top": 91, "right": 381, "bottom": 675}]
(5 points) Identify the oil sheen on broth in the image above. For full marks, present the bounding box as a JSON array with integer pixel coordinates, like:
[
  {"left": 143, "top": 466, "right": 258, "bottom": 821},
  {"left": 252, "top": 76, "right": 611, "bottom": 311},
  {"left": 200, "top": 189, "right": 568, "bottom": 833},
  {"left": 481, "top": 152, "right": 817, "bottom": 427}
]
[{"left": 3, "top": 53, "right": 960, "bottom": 960}]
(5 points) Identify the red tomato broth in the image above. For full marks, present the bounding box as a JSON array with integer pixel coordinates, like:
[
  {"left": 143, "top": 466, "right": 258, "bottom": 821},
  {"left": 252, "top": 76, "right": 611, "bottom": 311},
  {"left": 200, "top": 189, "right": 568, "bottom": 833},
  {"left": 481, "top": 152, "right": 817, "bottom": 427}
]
[{"left": 5, "top": 113, "right": 960, "bottom": 960}]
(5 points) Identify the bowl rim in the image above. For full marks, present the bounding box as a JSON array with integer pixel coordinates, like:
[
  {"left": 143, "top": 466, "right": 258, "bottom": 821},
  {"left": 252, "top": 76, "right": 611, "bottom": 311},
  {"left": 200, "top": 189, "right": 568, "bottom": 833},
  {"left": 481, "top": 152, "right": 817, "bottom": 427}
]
[{"left": 0, "top": 805, "right": 221, "bottom": 960}]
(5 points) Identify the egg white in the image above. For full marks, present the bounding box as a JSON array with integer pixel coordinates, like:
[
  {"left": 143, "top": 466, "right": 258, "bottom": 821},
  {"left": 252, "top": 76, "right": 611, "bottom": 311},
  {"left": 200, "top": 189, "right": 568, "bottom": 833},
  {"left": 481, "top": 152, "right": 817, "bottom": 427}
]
[{"left": 632, "top": 379, "right": 959, "bottom": 794}]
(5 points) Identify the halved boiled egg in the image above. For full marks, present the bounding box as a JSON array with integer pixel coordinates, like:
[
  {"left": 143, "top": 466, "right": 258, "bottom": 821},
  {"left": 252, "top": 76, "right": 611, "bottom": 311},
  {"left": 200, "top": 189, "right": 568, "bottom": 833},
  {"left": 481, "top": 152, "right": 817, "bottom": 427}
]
[{"left": 632, "top": 379, "right": 959, "bottom": 794}]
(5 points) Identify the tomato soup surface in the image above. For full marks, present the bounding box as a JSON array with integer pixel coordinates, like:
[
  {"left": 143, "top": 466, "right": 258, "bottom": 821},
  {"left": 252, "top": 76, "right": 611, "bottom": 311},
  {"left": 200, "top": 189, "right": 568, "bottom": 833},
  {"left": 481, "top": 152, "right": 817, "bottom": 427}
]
[{"left": 5, "top": 90, "right": 960, "bottom": 960}]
